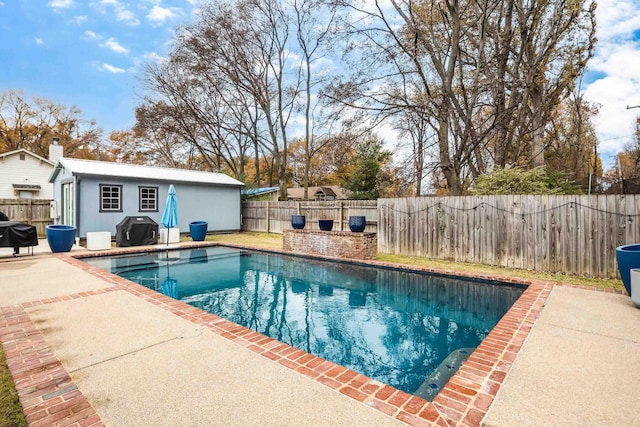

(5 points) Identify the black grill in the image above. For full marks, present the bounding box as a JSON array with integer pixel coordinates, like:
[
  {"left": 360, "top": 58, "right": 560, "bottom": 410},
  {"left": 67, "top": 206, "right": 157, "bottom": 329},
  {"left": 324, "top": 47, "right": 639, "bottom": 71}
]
[{"left": 115, "top": 216, "right": 158, "bottom": 247}]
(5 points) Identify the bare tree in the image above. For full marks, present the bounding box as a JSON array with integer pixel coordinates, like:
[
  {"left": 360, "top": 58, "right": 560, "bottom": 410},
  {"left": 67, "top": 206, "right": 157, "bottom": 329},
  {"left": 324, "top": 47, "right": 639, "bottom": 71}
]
[
  {"left": 139, "top": 49, "right": 260, "bottom": 176},
  {"left": 328, "top": 0, "right": 596, "bottom": 194},
  {"left": 292, "top": 0, "right": 338, "bottom": 198},
  {"left": 491, "top": 0, "right": 597, "bottom": 168},
  {"left": 393, "top": 106, "right": 437, "bottom": 195},
  {"left": 326, "top": 0, "right": 499, "bottom": 194},
  {"left": 545, "top": 84, "right": 600, "bottom": 188},
  {"left": 0, "top": 89, "right": 102, "bottom": 158},
  {"left": 138, "top": 0, "right": 306, "bottom": 194}
]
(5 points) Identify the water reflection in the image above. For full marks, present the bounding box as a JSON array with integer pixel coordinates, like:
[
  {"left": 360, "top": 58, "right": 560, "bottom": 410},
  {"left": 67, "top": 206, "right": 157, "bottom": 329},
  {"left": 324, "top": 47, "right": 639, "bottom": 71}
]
[{"left": 85, "top": 247, "right": 524, "bottom": 397}]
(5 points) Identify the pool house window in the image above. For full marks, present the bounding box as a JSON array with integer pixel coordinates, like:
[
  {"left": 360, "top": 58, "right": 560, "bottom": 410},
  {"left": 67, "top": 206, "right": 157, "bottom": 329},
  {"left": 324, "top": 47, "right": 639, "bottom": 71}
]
[
  {"left": 139, "top": 186, "right": 158, "bottom": 212},
  {"left": 100, "top": 184, "right": 122, "bottom": 212}
]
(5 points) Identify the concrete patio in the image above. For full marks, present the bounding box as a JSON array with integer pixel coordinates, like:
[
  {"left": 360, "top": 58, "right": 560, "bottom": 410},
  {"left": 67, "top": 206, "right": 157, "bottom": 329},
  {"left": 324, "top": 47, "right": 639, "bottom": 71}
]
[{"left": 1, "top": 240, "right": 639, "bottom": 426}]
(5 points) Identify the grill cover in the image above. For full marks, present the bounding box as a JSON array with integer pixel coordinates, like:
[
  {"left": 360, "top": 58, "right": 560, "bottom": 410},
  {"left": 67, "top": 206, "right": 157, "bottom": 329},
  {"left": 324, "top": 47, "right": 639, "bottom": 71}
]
[
  {"left": 115, "top": 216, "right": 158, "bottom": 247},
  {"left": 0, "top": 221, "right": 39, "bottom": 248}
]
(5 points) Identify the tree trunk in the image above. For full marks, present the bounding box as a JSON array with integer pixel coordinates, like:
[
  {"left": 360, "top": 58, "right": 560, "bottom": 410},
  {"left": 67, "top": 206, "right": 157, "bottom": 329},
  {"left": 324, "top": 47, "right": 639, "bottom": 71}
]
[{"left": 530, "top": 85, "right": 545, "bottom": 167}]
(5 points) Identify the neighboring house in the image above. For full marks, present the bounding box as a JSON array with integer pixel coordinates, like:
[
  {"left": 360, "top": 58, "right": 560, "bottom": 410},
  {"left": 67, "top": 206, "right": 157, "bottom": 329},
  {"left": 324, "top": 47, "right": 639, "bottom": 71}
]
[
  {"left": 0, "top": 149, "right": 55, "bottom": 199},
  {"left": 241, "top": 186, "right": 280, "bottom": 201},
  {"left": 287, "top": 186, "right": 350, "bottom": 201},
  {"left": 48, "top": 158, "right": 245, "bottom": 238}
]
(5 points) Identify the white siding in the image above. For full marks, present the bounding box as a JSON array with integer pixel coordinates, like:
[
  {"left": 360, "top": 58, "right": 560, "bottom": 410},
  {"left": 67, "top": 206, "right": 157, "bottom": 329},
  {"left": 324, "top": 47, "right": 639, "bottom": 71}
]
[{"left": 0, "top": 153, "right": 54, "bottom": 199}]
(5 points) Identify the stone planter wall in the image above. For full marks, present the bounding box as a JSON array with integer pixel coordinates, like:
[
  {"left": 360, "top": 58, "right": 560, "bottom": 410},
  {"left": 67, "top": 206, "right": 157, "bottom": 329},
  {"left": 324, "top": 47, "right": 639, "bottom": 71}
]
[{"left": 283, "top": 229, "right": 377, "bottom": 260}]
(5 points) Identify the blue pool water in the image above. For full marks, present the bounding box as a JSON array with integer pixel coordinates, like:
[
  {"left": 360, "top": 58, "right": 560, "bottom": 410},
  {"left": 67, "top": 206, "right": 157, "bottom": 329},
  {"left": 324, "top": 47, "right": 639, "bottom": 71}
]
[{"left": 84, "top": 247, "right": 524, "bottom": 398}]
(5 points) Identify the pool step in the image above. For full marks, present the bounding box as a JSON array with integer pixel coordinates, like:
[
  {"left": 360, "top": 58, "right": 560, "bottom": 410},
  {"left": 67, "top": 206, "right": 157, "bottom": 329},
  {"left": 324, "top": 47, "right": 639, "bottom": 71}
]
[{"left": 414, "top": 348, "right": 475, "bottom": 401}]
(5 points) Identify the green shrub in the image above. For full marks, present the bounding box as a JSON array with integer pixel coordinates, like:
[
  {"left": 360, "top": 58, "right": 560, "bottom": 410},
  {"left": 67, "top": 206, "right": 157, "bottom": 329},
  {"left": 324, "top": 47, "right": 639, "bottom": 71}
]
[{"left": 470, "top": 166, "right": 582, "bottom": 195}]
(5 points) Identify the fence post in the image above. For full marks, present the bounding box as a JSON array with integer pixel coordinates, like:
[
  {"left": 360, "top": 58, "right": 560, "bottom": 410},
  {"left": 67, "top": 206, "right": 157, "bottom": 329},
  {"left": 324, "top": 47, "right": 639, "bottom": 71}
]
[
  {"left": 297, "top": 201, "right": 301, "bottom": 215},
  {"left": 27, "top": 199, "right": 33, "bottom": 225},
  {"left": 339, "top": 201, "right": 344, "bottom": 230},
  {"left": 266, "top": 201, "right": 270, "bottom": 233}
]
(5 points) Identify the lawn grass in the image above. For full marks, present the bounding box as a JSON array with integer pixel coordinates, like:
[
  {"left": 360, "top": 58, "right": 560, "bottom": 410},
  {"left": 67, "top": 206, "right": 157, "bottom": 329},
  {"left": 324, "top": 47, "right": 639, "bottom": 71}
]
[
  {"left": 206, "top": 231, "right": 623, "bottom": 291},
  {"left": 376, "top": 253, "right": 623, "bottom": 290},
  {"left": 203, "top": 231, "right": 284, "bottom": 250},
  {"left": 0, "top": 345, "right": 27, "bottom": 427}
]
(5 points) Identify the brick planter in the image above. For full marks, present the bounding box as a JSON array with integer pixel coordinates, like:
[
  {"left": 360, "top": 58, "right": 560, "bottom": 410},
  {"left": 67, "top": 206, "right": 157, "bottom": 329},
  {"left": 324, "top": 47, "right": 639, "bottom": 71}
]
[{"left": 283, "top": 229, "right": 377, "bottom": 260}]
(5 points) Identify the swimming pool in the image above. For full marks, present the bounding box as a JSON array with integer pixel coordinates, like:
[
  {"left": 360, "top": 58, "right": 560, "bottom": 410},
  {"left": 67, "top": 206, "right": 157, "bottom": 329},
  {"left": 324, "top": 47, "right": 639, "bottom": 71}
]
[{"left": 84, "top": 246, "right": 525, "bottom": 400}]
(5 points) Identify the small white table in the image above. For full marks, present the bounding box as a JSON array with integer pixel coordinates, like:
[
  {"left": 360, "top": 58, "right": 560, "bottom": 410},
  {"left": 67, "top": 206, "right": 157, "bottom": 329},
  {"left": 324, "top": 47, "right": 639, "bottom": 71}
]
[
  {"left": 159, "top": 228, "right": 180, "bottom": 244},
  {"left": 86, "top": 232, "right": 112, "bottom": 251}
]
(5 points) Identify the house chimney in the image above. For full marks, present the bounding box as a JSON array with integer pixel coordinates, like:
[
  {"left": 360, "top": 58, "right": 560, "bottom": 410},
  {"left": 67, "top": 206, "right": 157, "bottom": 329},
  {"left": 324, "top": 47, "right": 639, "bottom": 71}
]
[{"left": 49, "top": 137, "right": 63, "bottom": 163}]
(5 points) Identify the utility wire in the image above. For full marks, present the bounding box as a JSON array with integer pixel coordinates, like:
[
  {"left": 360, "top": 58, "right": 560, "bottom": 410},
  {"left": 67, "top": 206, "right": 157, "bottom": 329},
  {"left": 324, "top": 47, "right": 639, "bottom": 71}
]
[{"left": 379, "top": 200, "right": 640, "bottom": 221}]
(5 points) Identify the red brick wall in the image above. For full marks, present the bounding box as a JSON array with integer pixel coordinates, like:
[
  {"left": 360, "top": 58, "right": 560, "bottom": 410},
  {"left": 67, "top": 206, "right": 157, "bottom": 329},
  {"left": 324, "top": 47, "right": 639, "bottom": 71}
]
[{"left": 283, "top": 230, "right": 377, "bottom": 260}]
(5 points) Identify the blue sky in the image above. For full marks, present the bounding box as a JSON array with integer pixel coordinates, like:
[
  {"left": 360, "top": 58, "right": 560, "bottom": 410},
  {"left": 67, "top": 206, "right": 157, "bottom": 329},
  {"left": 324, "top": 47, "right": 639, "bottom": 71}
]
[
  {"left": 1, "top": 0, "right": 639, "bottom": 171},
  {"left": 583, "top": 0, "right": 640, "bottom": 169},
  {"left": 0, "top": 0, "right": 198, "bottom": 135}
]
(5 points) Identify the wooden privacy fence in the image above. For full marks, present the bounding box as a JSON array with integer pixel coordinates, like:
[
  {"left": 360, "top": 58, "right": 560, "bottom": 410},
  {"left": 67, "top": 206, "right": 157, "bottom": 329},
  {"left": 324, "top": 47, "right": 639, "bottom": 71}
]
[
  {"left": 0, "top": 199, "right": 53, "bottom": 237},
  {"left": 242, "top": 200, "right": 378, "bottom": 234},
  {"left": 378, "top": 195, "right": 640, "bottom": 279}
]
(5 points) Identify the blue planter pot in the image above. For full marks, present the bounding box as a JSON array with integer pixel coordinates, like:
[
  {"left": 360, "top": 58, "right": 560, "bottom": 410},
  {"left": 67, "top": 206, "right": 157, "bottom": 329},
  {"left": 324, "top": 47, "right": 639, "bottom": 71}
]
[
  {"left": 291, "top": 215, "right": 306, "bottom": 230},
  {"left": 46, "top": 224, "right": 76, "bottom": 253},
  {"left": 319, "top": 219, "right": 334, "bottom": 231},
  {"left": 189, "top": 248, "right": 208, "bottom": 264},
  {"left": 349, "top": 216, "right": 366, "bottom": 232},
  {"left": 616, "top": 244, "right": 640, "bottom": 295},
  {"left": 189, "top": 221, "right": 208, "bottom": 241}
]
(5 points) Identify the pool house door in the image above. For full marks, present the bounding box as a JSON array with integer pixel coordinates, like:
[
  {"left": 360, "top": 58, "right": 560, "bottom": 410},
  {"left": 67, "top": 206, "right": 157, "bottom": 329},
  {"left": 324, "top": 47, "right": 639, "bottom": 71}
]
[{"left": 62, "top": 182, "right": 75, "bottom": 226}]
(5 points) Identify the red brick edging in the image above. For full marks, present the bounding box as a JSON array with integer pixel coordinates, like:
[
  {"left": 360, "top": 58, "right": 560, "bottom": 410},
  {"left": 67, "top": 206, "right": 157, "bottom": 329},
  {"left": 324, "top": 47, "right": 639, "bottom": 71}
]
[{"left": 0, "top": 303, "right": 107, "bottom": 427}]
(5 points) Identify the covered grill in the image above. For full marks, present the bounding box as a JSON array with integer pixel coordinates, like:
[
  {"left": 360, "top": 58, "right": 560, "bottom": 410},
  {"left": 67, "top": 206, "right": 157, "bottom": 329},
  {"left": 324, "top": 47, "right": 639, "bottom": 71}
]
[{"left": 115, "top": 216, "right": 158, "bottom": 247}]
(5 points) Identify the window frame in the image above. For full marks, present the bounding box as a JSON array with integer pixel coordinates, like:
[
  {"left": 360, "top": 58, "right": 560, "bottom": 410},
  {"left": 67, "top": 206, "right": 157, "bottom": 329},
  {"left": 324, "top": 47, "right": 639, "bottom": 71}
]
[
  {"left": 138, "top": 186, "right": 159, "bottom": 212},
  {"left": 99, "top": 184, "right": 123, "bottom": 212}
]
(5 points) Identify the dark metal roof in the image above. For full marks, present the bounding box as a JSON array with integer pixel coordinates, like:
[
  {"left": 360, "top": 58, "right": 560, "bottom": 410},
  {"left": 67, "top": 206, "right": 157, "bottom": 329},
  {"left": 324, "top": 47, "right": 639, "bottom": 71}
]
[
  {"left": 12, "top": 184, "right": 42, "bottom": 190},
  {"left": 317, "top": 187, "right": 337, "bottom": 197},
  {"left": 241, "top": 187, "right": 280, "bottom": 196}
]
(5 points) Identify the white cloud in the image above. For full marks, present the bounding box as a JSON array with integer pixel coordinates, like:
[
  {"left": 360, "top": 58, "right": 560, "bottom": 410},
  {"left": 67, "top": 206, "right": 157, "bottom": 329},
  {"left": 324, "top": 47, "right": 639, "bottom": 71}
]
[
  {"left": 583, "top": 0, "right": 640, "bottom": 168},
  {"left": 147, "top": 5, "right": 184, "bottom": 25},
  {"left": 585, "top": 77, "right": 639, "bottom": 152},
  {"left": 0, "top": 2, "right": 5, "bottom": 6},
  {"left": 49, "top": 0, "right": 73, "bottom": 8},
  {"left": 82, "top": 30, "right": 99, "bottom": 40},
  {"left": 94, "top": 0, "right": 140, "bottom": 25},
  {"left": 593, "top": 0, "right": 640, "bottom": 41},
  {"left": 116, "top": 8, "right": 138, "bottom": 23},
  {"left": 35, "top": 38, "right": 43, "bottom": 45},
  {"left": 142, "top": 51, "right": 167, "bottom": 63},
  {"left": 100, "top": 37, "right": 129, "bottom": 54},
  {"left": 74, "top": 15, "right": 88, "bottom": 24},
  {"left": 100, "top": 63, "right": 126, "bottom": 73}
]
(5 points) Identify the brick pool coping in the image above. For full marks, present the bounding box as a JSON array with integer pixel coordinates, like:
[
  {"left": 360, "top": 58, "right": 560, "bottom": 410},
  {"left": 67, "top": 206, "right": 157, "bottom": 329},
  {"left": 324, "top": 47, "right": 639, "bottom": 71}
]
[
  {"left": 0, "top": 242, "right": 624, "bottom": 426},
  {"left": 1, "top": 301, "right": 108, "bottom": 427}
]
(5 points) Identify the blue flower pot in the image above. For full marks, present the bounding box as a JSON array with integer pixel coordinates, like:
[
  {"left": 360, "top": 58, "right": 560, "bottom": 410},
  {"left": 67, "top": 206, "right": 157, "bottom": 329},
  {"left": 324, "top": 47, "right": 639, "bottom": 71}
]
[
  {"left": 349, "top": 216, "right": 366, "bottom": 232},
  {"left": 189, "top": 221, "right": 208, "bottom": 241},
  {"left": 616, "top": 244, "right": 640, "bottom": 295},
  {"left": 318, "top": 219, "right": 334, "bottom": 231},
  {"left": 189, "top": 248, "right": 208, "bottom": 264},
  {"left": 291, "top": 215, "right": 306, "bottom": 230},
  {"left": 46, "top": 224, "right": 76, "bottom": 253}
]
